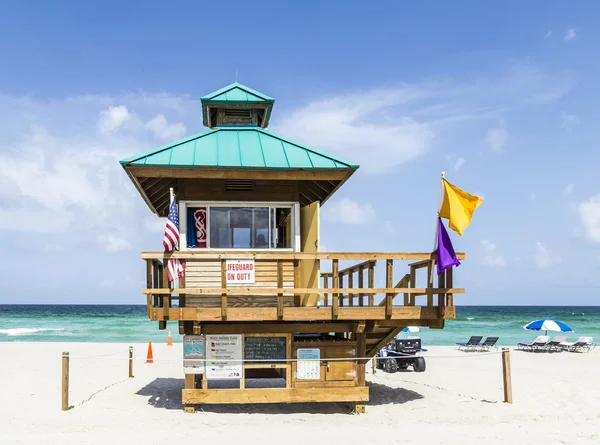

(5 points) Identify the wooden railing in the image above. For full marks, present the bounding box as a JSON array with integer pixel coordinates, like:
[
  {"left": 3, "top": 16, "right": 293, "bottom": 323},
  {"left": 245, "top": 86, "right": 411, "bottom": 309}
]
[{"left": 141, "top": 251, "right": 465, "bottom": 324}]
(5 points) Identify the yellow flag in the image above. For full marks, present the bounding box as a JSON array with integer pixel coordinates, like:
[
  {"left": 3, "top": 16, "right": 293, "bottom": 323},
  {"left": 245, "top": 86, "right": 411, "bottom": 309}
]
[{"left": 439, "top": 178, "right": 483, "bottom": 235}]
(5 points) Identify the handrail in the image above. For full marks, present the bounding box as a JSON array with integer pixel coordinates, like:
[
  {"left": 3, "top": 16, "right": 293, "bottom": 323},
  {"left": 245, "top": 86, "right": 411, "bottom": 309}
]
[
  {"left": 321, "top": 260, "right": 376, "bottom": 278},
  {"left": 141, "top": 287, "right": 465, "bottom": 295},
  {"left": 141, "top": 251, "right": 465, "bottom": 260}
]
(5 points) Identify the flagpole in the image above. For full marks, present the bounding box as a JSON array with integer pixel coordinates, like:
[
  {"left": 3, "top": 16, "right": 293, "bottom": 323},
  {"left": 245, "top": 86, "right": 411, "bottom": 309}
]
[
  {"left": 431, "top": 172, "right": 445, "bottom": 284},
  {"left": 169, "top": 187, "right": 174, "bottom": 205}
]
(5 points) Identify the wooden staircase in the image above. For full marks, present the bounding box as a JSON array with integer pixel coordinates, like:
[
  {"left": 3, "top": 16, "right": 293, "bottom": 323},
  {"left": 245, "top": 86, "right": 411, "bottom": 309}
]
[{"left": 365, "top": 273, "right": 411, "bottom": 357}]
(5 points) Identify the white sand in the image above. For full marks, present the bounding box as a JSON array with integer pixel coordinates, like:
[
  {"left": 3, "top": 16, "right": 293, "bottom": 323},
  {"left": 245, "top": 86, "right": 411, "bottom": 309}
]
[{"left": 1, "top": 342, "right": 598, "bottom": 445}]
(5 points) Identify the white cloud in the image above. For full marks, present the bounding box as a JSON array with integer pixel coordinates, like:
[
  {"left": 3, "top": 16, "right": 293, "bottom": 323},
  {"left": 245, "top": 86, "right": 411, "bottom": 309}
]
[
  {"left": 274, "top": 88, "right": 434, "bottom": 173},
  {"left": 534, "top": 242, "right": 562, "bottom": 269},
  {"left": 578, "top": 195, "right": 600, "bottom": 243},
  {"left": 144, "top": 114, "right": 187, "bottom": 141},
  {"left": 0, "top": 91, "right": 196, "bottom": 252},
  {"left": 99, "top": 279, "right": 115, "bottom": 288},
  {"left": 561, "top": 111, "right": 580, "bottom": 130},
  {"left": 384, "top": 220, "right": 395, "bottom": 235},
  {"left": 480, "top": 239, "right": 506, "bottom": 267},
  {"left": 564, "top": 28, "right": 576, "bottom": 42},
  {"left": 97, "top": 105, "right": 132, "bottom": 133},
  {"left": 323, "top": 198, "right": 375, "bottom": 225},
  {"left": 563, "top": 184, "right": 575, "bottom": 196},
  {"left": 98, "top": 235, "right": 132, "bottom": 253},
  {"left": 445, "top": 153, "right": 465, "bottom": 171},
  {"left": 486, "top": 121, "right": 508, "bottom": 153},
  {"left": 531, "top": 193, "right": 536, "bottom": 201},
  {"left": 544, "top": 31, "right": 552, "bottom": 39}
]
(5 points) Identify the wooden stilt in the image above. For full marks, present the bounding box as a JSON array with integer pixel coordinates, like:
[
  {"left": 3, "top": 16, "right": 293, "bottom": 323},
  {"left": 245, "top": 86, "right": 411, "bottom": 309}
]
[
  {"left": 128, "top": 346, "right": 133, "bottom": 378},
  {"left": 62, "top": 352, "right": 69, "bottom": 411},
  {"left": 502, "top": 348, "right": 513, "bottom": 404}
]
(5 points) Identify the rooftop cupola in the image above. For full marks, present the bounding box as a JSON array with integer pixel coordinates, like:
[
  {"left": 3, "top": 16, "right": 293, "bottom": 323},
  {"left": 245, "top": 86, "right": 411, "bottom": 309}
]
[{"left": 201, "top": 82, "right": 275, "bottom": 129}]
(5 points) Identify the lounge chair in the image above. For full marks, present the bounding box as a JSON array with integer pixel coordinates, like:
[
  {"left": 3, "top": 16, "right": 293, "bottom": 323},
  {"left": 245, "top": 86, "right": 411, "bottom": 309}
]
[
  {"left": 477, "top": 336, "right": 499, "bottom": 351},
  {"left": 546, "top": 335, "right": 566, "bottom": 352},
  {"left": 456, "top": 336, "right": 483, "bottom": 351},
  {"left": 517, "top": 335, "right": 550, "bottom": 351},
  {"left": 560, "top": 336, "right": 596, "bottom": 353}
]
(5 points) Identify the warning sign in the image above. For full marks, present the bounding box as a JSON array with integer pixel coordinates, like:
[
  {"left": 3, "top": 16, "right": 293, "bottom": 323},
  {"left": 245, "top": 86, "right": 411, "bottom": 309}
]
[{"left": 225, "top": 260, "right": 255, "bottom": 284}]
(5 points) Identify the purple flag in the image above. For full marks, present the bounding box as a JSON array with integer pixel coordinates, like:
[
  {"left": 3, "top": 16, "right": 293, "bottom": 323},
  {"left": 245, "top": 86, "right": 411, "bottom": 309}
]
[{"left": 437, "top": 217, "right": 460, "bottom": 275}]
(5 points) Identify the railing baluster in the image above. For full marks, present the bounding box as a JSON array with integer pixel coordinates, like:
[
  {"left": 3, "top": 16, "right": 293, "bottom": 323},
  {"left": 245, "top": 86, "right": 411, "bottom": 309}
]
[
  {"left": 426, "top": 261, "right": 434, "bottom": 307},
  {"left": 323, "top": 275, "right": 329, "bottom": 307},
  {"left": 277, "top": 260, "right": 284, "bottom": 320},
  {"left": 437, "top": 265, "right": 446, "bottom": 318},
  {"left": 293, "top": 259, "right": 301, "bottom": 307},
  {"left": 221, "top": 259, "right": 227, "bottom": 320},
  {"left": 385, "top": 259, "right": 393, "bottom": 318},
  {"left": 332, "top": 260, "right": 339, "bottom": 319},
  {"left": 358, "top": 265, "right": 364, "bottom": 307},
  {"left": 348, "top": 272, "right": 354, "bottom": 307},
  {"left": 338, "top": 274, "right": 344, "bottom": 307},
  {"left": 409, "top": 265, "right": 416, "bottom": 306},
  {"left": 368, "top": 262, "right": 374, "bottom": 307},
  {"left": 446, "top": 267, "right": 453, "bottom": 307}
]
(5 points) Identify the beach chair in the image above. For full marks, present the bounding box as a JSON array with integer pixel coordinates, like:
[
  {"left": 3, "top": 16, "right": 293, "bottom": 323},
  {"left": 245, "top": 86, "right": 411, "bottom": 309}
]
[
  {"left": 560, "top": 336, "right": 595, "bottom": 353},
  {"left": 517, "top": 335, "right": 550, "bottom": 351},
  {"left": 477, "top": 336, "right": 499, "bottom": 352},
  {"left": 456, "top": 336, "right": 483, "bottom": 351},
  {"left": 546, "top": 335, "right": 566, "bottom": 352}
]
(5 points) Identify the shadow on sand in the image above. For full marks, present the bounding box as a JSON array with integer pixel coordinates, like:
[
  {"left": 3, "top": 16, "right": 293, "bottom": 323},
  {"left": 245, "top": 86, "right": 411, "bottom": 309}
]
[{"left": 136, "top": 378, "right": 423, "bottom": 414}]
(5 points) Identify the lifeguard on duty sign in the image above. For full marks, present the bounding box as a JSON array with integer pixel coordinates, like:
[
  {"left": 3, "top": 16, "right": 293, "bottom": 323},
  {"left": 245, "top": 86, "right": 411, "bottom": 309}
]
[{"left": 225, "top": 259, "right": 255, "bottom": 284}]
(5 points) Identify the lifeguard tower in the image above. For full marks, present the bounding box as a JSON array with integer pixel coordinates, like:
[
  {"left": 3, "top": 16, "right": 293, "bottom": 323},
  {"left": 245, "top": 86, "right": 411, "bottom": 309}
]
[{"left": 120, "top": 82, "right": 464, "bottom": 413}]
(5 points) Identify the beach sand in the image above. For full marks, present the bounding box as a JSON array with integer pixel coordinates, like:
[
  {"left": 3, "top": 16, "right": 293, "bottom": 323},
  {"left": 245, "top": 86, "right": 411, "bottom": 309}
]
[{"left": 1, "top": 342, "right": 598, "bottom": 445}]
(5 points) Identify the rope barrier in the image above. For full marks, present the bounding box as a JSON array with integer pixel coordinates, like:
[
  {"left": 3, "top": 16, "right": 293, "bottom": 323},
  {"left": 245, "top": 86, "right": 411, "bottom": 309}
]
[{"left": 66, "top": 349, "right": 503, "bottom": 363}]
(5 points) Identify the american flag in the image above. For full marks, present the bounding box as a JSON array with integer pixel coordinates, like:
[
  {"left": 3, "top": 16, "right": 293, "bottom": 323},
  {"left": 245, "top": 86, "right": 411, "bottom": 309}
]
[{"left": 163, "top": 195, "right": 185, "bottom": 282}]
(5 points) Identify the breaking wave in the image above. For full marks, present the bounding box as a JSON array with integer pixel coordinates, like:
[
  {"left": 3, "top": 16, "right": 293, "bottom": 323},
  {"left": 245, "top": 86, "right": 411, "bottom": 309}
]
[{"left": 0, "top": 328, "right": 66, "bottom": 336}]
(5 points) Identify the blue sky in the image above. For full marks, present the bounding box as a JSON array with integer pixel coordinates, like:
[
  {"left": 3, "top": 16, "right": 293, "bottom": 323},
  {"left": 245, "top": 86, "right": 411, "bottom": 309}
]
[{"left": 1, "top": 1, "right": 599, "bottom": 304}]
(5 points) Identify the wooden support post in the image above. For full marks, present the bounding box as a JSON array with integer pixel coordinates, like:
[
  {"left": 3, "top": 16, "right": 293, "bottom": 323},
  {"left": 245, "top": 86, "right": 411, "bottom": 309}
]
[
  {"left": 502, "top": 348, "right": 513, "bottom": 404},
  {"left": 179, "top": 273, "right": 186, "bottom": 310},
  {"left": 348, "top": 272, "right": 354, "bottom": 307},
  {"left": 277, "top": 260, "right": 284, "bottom": 320},
  {"left": 323, "top": 275, "right": 329, "bottom": 307},
  {"left": 62, "top": 352, "right": 69, "bottom": 411},
  {"left": 145, "top": 259, "right": 153, "bottom": 289},
  {"left": 332, "top": 260, "right": 339, "bottom": 319},
  {"left": 385, "top": 259, "right": 393, "bottom": 318},
  {"left": 184, "top": 373, "right": 196, "bottom": 413},
  {"left": 128, "top": 346, "right": 133, "bottom": 378},
  {"left": 368, "top": 263, "right": 375, "bottom": 307},
  {"left": 358, "top": 265, "right": 364, "bottom": 307},
  {"left": 372, "top": 356, "right": 376, "bottom": 374},
  {"left": 221, "top": 259, "right": 227, "bottom": 320},
  {"left": 338, "top": 274, "right": 344, "bottom": 307}
]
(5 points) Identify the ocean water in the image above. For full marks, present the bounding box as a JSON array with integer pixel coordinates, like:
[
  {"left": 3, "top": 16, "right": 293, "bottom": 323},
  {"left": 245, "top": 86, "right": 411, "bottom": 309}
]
[{"left": 0, "top": 305, "right": 598, "bottom": 346}]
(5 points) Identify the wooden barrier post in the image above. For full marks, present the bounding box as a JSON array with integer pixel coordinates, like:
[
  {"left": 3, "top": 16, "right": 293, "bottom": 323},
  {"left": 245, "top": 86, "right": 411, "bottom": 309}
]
[
  {"left": 62, "top": 352, "right": 69, "bottom": 411},
  {"left": 502, "top": 348, "right": 512, "bottom": 404},
  {"left": 129, "top": 346, "right": 134, "bottom": 378}
]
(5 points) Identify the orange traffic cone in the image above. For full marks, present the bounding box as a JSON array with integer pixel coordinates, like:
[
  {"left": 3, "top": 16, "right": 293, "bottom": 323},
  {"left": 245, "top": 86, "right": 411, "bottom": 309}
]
[
  {"left": 167, "top": 331, "right": 173, "bottom": 346},
  {"left": 146, "top": 341, "right": 154, "bottom": 363}
]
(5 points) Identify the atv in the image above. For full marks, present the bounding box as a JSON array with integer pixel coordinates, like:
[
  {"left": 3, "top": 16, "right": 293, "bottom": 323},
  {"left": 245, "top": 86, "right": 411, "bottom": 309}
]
[{"left": 376, "top": 338, "right": 426, "bottom": 373}]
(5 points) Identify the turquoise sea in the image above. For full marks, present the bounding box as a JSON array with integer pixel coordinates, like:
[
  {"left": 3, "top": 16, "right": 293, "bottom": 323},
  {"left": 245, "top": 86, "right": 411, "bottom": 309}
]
[{"left": 0, "top": 305, "right": 598, "bottom": 346}]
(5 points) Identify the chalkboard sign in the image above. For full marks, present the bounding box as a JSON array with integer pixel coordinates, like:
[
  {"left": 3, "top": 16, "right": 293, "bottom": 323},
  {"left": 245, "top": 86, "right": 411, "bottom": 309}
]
[{"left": 244, "top": 336, "right": 287, "bottom": 364}]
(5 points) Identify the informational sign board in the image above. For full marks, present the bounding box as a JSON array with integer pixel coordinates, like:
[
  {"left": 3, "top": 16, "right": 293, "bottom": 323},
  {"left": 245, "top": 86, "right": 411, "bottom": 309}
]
[
  {"left": 297, "top": 348, "right": 321, "bottom": 380},
  {"left": 183, "top": 335, "right": 205, "bottom": 374},
  {"left": 244, "top": 336, "right": 287, "bottom": 364},
  {"left": 225, "top": 259, "right": 255, "bottom": 284},
  {"left": 206, "top": 334, "right": 243, "bottom": 380}
]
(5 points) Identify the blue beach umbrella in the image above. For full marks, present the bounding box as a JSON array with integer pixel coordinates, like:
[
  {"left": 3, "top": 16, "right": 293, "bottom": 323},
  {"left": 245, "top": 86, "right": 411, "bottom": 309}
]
[
  {"left": 402, "top": 326, "right": 420, "bottom": 333},
  {"left": 523, "top": 318, "right": 574, "bottom": 336}
]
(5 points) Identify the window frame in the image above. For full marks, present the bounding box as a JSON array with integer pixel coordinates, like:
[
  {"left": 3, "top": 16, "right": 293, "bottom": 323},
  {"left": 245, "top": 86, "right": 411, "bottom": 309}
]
[{"left": 179, "top": 200, "right": 300, "bottom": 252}]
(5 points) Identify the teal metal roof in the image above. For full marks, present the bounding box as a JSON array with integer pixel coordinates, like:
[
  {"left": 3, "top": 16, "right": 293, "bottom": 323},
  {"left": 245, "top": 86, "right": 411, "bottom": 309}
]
[
  {"left": 120, "top": 126, "right": 358, "bottom": 170},
  {"left": 201, "top": 82, "right": 274, "bottom": 103}
]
